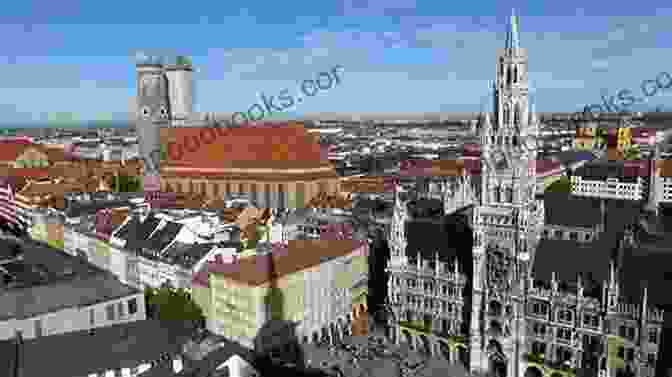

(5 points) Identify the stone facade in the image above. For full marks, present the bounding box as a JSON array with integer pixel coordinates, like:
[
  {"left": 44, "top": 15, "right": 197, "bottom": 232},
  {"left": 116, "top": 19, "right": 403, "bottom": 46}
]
[{"left": 385, "top": 12, "right": 664, "bottom": 377}]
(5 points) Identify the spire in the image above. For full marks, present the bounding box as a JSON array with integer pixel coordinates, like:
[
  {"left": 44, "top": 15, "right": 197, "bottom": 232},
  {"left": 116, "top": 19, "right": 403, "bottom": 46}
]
[
  {"left": 505, "top": 9, "right": 520, "bottom": 52},
  {"left": 640, "top": 286, "right": 648, "bottom": 347},
  {"left": 528, "top": 102, "right": 537, "bottom": 127},
  {"left": 642, "top": 286, "right": 648, "bottom": 318}
]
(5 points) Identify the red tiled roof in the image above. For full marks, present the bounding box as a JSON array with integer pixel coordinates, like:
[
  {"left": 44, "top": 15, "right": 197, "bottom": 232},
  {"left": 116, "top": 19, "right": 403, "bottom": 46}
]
[
  {"left": 532, "top": 159, "right": 563, "bottom": 174},
  {"left": 208, "top": 239, "right": 366, "bottom": 286},
  {"left": 0, "top": 141, "right": 35, "bottom": 161},
  {"left": 160, "top": 124, "right": 329, "bottom": 170},
  {"left": 1, "top": 167, "right": 53, "bottom": 179},
  {"left": 160, "top": 169, "right": 339, "bottom": 181},
  {"left": 622, "top": 160, "right": 651, "bottom": 177},
  {"left": 462, "top": 158, "right": 481, "bottom": 175}
]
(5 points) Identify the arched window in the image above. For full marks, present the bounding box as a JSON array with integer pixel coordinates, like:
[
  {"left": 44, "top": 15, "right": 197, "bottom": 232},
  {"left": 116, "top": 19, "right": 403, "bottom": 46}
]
[
  {"left": 514, "top": 66, "right": 518, "bottom": 83},
  {"left": 507, "top": 67, "right": 513, "bottom": 85}
]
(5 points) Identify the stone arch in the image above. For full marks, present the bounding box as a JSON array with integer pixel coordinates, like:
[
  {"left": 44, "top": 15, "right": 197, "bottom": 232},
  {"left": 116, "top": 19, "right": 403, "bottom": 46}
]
[
  {"left": 524, "top": 367, "right": 543, "bottom": 377},
  {"left": 438, "top": 340, "right": 451, "bottom": 361},
  {"left": 312, "top": 331, "right": 319, "bottom": 344},
  {"left": 487, "top": 339, "right": 507, "bottom": 377},
  {"left": 418, "top": 334, "right": 432, "bottom": 356}
]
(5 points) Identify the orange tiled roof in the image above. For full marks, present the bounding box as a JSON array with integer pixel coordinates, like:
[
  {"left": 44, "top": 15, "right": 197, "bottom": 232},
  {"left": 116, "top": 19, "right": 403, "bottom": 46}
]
[
  {"left": 656, "top": 160, "right": 672, "bottom": 177},
  {"left": 399, "top": 159, "right": 465, "bottom": 177},
  {"left": 340, "top": 176, "right": 390, "bottom": 193},
  {"left": 159, "top": 124, "right": 330, "bottom": 170},
  {"left": 307, "top": 192, "right": 353, "bottom": 209},
  {"left": 210, "top": 239, "right": 365, "bottom": 286},
  {"left": 159, "top": 169, "right": 339, "bottom": 181}
]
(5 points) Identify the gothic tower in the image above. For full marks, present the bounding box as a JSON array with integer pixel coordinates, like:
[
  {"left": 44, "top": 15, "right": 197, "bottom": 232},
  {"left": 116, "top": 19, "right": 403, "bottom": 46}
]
[
  {"left": 469, "top": 10, "right": 543, "bottom": 377},
  {"left": 136, "top": 56, "right": 171, "bottom": 192}
]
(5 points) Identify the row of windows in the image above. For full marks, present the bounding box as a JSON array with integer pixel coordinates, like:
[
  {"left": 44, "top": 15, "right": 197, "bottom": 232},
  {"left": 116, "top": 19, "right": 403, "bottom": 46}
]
[
  {"left": 105, "top": 298, "right": 139, "bottom": 322},
  {"left": 618, "top": 325, "right": 659, "bottom": 344},
  {"left": 396, "top": 278, "right": 461, "bottom": 296},
  {"left": 531, "top": 333, "right": 657, "bottom": 367},
  {"left": 29, "top": 298, "right": 138, "bottom": 338},
  {"left": 542, "top": 229, "right": 592, "bottom": 241},
  {"left": 402, "top": 295, "right": 459, "bottom": 312}
]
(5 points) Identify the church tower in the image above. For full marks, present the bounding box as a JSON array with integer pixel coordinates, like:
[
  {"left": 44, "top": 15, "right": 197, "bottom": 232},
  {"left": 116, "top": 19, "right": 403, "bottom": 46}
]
[
  {"left": 469, "top": 10, "right": 543, "bottom": 377},
  {"left": 136, "top": 56, "right": 171, "bottom": 192}
]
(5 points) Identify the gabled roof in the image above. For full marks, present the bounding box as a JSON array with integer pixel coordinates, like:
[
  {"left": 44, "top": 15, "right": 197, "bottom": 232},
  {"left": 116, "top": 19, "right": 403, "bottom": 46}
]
[
  {"left": 141, "top": 221, "right": 183, "bottom": 255},
  {"left": 162, "top": 242, "right": 221, "bottom": 270},
  {"left": 0, "top": 319, "right": 194, "bottom": 377},
  {"left": 209, "top": 240, "right": 365, "bottom": 286},
  {"left": 172, "top": 339, "right": 257, "bottom": 377},
  {"left": 620, "top": 240, "right": 672, "bottom": 309},
  {"left": 112, "top": 216, "right": 141, "bottom": 242},
  {"left": 0, "top": 272, "right": 139, "bottom": 321},
  {"left": 125, "top": 215, "right": 162, "bottom": 251},
  {"left": 532, "top": 238, "right": 613, "bottom": 290}
]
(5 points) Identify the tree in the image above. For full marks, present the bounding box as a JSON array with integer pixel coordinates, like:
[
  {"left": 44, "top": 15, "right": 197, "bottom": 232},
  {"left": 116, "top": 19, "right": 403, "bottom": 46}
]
[
  {"left": 145, "top": 285, "right": 205, "bottom": 331},
  {"left": 596, "top": 128, "right": 608, "bottom": 148},
  {"left": 114, "top": 174, "right": 141, "bottom": 192},
  {"left": 175, "top": 55, "right": 192, "bottom": 67},
  {"left": 622, "top": 145, "right": 641, "bottom": 160}
]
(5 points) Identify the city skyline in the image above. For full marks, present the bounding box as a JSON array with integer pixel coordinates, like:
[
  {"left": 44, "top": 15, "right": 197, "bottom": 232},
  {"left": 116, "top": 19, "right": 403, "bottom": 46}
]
[{"left": 1, "top": 1, "right": 672, "bottom": 125}]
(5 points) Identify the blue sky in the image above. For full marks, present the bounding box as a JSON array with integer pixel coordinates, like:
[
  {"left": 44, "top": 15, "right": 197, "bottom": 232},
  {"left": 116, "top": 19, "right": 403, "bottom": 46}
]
[{"left": 1, "top": 0, "right": 672, "bottom": 124}]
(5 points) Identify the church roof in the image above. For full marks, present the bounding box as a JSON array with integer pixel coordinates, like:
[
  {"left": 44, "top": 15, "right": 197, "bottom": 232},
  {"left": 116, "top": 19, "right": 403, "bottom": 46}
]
[
  {"left": 159, "top": 124, "right": 333, "bottom": 170},
  {"left": 619, "top": 238, "right": 672, "bottom": 309},
  {"left": 404, "top": 214, "right": 472, "bottom": 264},
  {"left": 532, "top": 237, "right": 615, "bottom": 288},
  {"left": 543, "top": 193, "right": 603, "bottom": 228}
]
